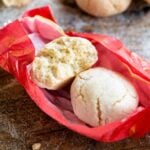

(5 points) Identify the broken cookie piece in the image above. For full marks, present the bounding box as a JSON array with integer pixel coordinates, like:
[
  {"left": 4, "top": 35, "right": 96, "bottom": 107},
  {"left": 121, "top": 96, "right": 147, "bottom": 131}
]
[
  {"left": 31, "top": 36, "right": 98, "bottom": 90},
  {"left": 71, "top": 67, "right": 138, "bottom": 127}
]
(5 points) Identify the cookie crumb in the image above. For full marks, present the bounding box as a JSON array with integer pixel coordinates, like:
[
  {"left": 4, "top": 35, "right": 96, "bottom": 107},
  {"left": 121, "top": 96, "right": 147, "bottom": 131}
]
[{"left": 32, "top": 143, "right": 41, "bottom": 150}]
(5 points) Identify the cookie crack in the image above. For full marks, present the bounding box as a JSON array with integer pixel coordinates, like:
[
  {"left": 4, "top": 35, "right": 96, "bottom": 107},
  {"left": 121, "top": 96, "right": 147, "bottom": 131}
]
[
  {"left": 109, "top": 0, "right": 120, "bottom": 11},
  {"left": 73, "top": 80, "right": 86, "bottom": 103},
  {"left": 79, "top": 83, "right": 86, "bottom": 103},
  {"left": 126, "top": 86, "right": 137, "bottom": 99},
  {"left": 96, "top": 98, "right": 101, "bottom": 125},
  {"left": 76, "top": 75, "right": 92, "bottom": 103},
  {"left": 78, "top": 74, "right": 92, "bottom": 81},
  {"left": 87, "top": 0, "right": 91, "bottom": 9},
  {"left": 112, "top": 93, "right": 127, "bottom": 107}
]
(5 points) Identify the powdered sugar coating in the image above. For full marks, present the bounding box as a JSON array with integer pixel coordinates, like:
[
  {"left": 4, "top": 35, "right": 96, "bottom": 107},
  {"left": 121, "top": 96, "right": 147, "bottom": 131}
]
[{"left": 71, "top": 67, "right": 138, "bottom": 127}]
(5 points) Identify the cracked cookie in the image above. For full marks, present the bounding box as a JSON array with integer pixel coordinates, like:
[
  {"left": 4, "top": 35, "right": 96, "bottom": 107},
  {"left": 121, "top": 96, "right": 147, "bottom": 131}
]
[
  {"left": 2, "top": 0, "right": 30, "bottom": 7},
  {"left": 70, "top": 67, "right": 139, "bottom": 127},
  {"left": 75, "top": 0, "right": 132, "bottom": 17}
]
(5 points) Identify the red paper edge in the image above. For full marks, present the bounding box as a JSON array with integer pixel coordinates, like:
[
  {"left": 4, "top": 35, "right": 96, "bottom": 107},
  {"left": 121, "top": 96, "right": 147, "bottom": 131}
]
[
  {"left": 0, "top": 6, "right": 150, "bottom": 143},
  {"left": 22, "top": 5, "right": 57, "bottom": 23}
]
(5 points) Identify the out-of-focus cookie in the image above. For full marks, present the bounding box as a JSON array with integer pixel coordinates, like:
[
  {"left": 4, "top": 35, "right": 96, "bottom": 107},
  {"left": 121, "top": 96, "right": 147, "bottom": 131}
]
[
  {"left": 145, "top": 0, "right": 150, "bottom": 4},
  {"left": 2, "top": 0, "right": 30, "bottom": 7}
]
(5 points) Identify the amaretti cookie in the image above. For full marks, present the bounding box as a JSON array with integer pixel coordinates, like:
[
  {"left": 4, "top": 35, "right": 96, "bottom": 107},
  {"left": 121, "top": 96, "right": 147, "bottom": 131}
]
[
  {"left": 31, "top": 36, "right": 98, "bottom": 90},
  {"left": 2, "top": 0, "right": 30, "bottom": 7},
  {"left": 71, "top": 67, "right": 139, "bottom": 127},
  {"left": 75, "top": 0, "right": 132, "bottom": 17}
]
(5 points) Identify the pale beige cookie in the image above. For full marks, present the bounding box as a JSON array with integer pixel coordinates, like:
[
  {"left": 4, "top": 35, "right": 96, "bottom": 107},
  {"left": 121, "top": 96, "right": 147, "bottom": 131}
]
[
  {"left": 75, "top": 0, "right": 132, "bottom": 17},
  {"left": 145, "top": 0, "right": 150, "bottom": 4},
  {"left": 71, "top": 67, "right": 138, "bottom": 127},
  {"left": 31, "top": 36, "right": 98, "bottom": 90},
  {"left": 2, "top": 0, "right": 30, "bottom": 7}
]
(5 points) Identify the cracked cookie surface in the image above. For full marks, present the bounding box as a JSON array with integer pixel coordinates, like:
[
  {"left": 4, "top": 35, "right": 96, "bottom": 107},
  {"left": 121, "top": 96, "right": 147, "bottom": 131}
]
[{"left": 71, "top": 67, "right": 138, "bottom": 127}]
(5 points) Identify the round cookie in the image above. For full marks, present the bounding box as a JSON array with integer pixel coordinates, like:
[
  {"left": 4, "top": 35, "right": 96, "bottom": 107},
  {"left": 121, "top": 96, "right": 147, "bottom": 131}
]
[
  {"left": 2, "top": 0, "right": 30, "bottom": 7},
  {"left": 145, "top": 0, "right": 150, "bottom": 4},
  {"left": 31, "top": 36, "right": 98, "bottom": 90},
  {"left": 75, "top": 0, "right": 132, "bottom": 17},
  {"left": 71, "top": 67, "right": 138, "bottom": 127}
]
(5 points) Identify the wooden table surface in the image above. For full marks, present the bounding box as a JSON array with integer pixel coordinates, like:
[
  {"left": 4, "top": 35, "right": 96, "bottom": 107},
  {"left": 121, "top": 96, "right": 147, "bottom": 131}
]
[{"left": 0, "top": 0, "right": 150, "bottom": 149}]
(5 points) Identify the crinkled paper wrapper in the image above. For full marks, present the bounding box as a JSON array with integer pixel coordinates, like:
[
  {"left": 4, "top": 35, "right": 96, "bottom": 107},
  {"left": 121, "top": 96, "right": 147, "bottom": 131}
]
[{"left": 0, "top": 6, "right": 150, "bottom": 142}]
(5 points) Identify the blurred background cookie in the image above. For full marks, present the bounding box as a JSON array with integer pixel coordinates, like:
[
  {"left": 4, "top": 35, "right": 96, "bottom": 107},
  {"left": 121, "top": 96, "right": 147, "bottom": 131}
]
[
  {"left": 145, "top": 0, "right": 150, "bottom": 4},
  {"left": 2, "top": 0, "right": 31, "bottom": 7},
  {"left": 75, "top": 0, "right": 132, "bottom": 17}
]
